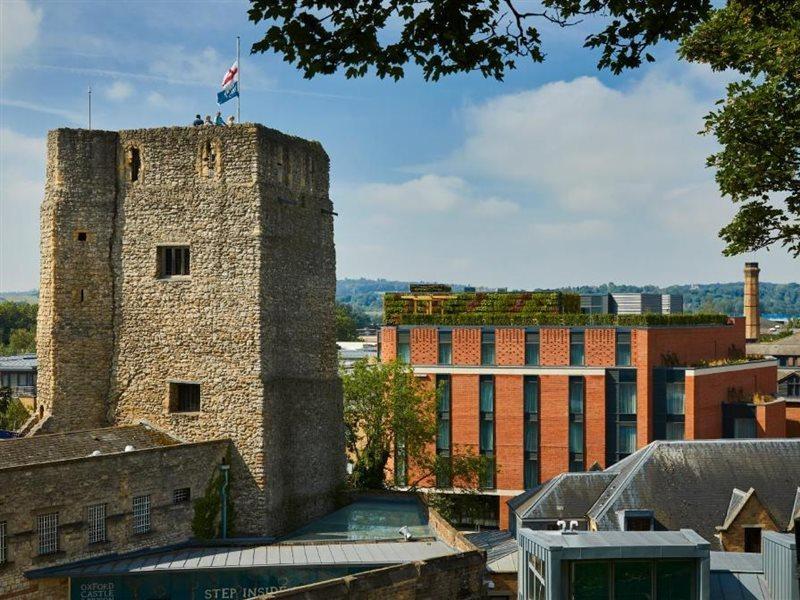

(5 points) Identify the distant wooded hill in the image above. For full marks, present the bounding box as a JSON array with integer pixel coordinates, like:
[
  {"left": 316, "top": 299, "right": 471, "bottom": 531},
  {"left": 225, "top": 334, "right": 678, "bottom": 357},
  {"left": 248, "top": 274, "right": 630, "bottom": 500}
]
[
  {"left": 3, "top": 281, "right": 799, "bottom": 325},
  {"left": 335, "top": 279, "right": 800, "bottom": 323}
]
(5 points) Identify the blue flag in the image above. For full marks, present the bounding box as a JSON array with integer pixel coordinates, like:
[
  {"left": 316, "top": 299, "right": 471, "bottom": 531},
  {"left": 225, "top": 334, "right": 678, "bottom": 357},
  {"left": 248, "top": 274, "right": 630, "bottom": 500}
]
[{"left": 217, "top": 61, "right": 239, "bottom": 105}]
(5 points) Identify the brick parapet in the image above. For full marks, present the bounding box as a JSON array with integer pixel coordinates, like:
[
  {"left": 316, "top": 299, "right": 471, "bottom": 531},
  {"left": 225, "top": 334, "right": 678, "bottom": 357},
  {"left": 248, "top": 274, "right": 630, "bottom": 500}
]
[
  {"left": 452, "top": 328, "right": 481, "bottom": 366},
  {"left": 380, "top": 327, "right": 397, "bottom": 362},
  {"left": 410, "top": 328, "right": 438, "bottom": 364},
  {"left": 540, "top": 328, "right": 569, "bottom": 366},
  {"left": 585, "top": 329, "right": 616, "bottom": 367},
  {"left": 496, "top": 328, "right": 525, "bottom": 366}
]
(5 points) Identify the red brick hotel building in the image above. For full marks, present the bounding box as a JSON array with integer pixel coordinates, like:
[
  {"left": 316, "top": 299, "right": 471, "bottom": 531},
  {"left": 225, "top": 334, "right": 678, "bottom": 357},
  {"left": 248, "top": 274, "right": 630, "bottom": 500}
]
[{"left": 379, "top": 289, "right": 789, "bottom": 527}]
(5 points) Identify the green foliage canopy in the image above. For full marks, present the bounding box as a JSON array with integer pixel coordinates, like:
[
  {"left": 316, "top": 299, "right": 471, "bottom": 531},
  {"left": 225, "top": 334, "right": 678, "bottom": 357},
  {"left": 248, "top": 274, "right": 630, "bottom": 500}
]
[
  {"left": 342, "top": 359, "right": 486, "bottom": 490},
  {"left": 0, "top": 301, "right": 37, "bottom": 354},
  {"left": 680, "top": 0, "right": 800, "bottom": 257},
  {"left": 248, "top": 0, "right": 711, "bottom": 80}
]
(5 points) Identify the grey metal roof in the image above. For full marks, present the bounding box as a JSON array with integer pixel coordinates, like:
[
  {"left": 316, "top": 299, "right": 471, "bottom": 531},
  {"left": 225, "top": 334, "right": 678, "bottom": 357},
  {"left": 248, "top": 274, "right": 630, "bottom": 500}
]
[
  {"left": 586, "top": 439, "right": 800, "bottom": 548},
  {"left": 520, "top": 529, "right": 709, "bottom": 558},
  {"left": 32, "top": 541, "right": 455, "bottom": 578},
  {"left": 711, "top": 552, "right": 763, "bottom": 573},
  {"left": 710, "top": 552, "right": 770, "bottom": 600},
  {"left": 512, "top": 472, "right": 616, "bottom": 521},
  {"left": 465, "top": 531, "right": 518, "bottom": 573},
  {"left": 747, "top": 332, "right": 800, "bottom": 357},
  {"left": 0, "top": 353, "right": 37, "bottom": 372},
  {"left": 0, "top": 424, "right": 180, "bottom": 470}
]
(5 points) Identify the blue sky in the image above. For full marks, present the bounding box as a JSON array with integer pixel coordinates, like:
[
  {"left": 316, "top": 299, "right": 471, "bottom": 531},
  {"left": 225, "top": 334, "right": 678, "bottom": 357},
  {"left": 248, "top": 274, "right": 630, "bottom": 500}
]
[{"left": 1, "top": 0, "right": 797, "bottom": 292}]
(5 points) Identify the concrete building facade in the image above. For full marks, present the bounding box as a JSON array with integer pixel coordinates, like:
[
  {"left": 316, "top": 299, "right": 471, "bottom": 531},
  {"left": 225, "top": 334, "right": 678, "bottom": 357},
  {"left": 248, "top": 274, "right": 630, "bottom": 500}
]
[
  {"left": 34, "top": 126, "right": 345, "bottom": 536},
  {"left": 380, "top": 292, "right": 785, "bottom": 527}
]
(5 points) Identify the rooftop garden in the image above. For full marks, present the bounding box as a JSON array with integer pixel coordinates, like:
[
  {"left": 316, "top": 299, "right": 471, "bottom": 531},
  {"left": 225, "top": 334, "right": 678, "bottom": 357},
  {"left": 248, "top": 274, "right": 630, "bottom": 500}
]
[{"left": 383, "top": 291, "right": 730, "bottom": 327}]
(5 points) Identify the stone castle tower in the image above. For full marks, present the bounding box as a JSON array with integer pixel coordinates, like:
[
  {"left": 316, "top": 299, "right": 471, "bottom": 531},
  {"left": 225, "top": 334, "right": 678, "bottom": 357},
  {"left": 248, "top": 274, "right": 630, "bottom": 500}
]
[{"left": 36, "top": 125, "right": 345, "bottom": 535}]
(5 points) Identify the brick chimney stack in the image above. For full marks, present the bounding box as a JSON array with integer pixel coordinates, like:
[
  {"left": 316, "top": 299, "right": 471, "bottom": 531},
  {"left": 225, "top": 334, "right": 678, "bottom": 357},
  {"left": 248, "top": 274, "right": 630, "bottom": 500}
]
[{"left": 744, "top": 262, "right": 760, "bottom": 342}]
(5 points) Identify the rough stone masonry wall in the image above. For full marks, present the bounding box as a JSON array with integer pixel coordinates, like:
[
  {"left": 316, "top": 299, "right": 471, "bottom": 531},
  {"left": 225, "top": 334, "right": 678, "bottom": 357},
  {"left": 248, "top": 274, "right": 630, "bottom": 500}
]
[
  {"left": 256, "top": 126, "right": 344, "bottom": 534},
  {"left": 257, "top": 551, "right": 486, "bottom": 600},
  {"left": 109, "top": 126, "right": 269, "bottom": 535},
  {"left": 39, "top": 125, "right": 345, "bottom": 537},
  {"left": 0, "top": 440, "right": 228, "bottom": 598},
  {"left": 37, "top": 129, "right": 118, "bottom": 432}
]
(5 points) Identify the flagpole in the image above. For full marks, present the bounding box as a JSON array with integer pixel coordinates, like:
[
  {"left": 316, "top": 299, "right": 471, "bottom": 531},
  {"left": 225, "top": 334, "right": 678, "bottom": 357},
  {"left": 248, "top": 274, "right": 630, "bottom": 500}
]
[
  {"left": 236, "top": 36, "right": 241, "bottom": 123},
  {"left": 88, "top": 85, "right": 92, "bottom": 130}
]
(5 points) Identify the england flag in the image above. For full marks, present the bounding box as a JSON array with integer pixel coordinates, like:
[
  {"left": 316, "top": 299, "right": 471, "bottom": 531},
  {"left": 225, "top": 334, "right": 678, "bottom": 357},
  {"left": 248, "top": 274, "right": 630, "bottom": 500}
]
[{"left": 217, "top": 61, "right": 239, "bottom": 105}]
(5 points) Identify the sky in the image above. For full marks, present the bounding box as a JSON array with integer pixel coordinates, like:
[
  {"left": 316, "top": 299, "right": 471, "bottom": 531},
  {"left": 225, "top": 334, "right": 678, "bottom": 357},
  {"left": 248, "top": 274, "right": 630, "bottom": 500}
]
[{"left": 0, "top": 0, "right": 797, "bottom": 293}]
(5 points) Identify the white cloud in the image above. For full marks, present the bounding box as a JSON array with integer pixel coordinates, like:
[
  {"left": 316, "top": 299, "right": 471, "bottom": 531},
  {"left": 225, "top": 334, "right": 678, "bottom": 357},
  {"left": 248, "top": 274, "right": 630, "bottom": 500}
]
[
  {"left": 472, "top": 197, "right": 520, "bottom": 218},
  {"left": 454, "top": 73, "right": 715, "bottom": 214},
  {"left": 0, "top": 1, "right": 42, "bottom": 75},
  {"left": 0, "top": 128, "right": 45, "bottom": 291},
  {"left": 104, "top": 81, "right": 134, "bottom": 101},
  {"left": 351, "top": 174, "right": 467, "bottom": 213}
]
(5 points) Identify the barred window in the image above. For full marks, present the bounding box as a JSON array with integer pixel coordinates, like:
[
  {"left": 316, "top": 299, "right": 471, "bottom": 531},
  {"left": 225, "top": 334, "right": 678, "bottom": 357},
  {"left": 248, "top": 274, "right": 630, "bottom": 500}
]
[
  {"left": 132, "top": 495, "right": 151, "bottom": 534},
  {"left": 172, "top": 488, "right": 191, "bottom": 505},
  {"left": 157, "top": 245, "right": 190, "bottom": 278},
  {"left": 0, "top": 521, "right": 6, "bottom": 564},
  {"left": 37, "top": 513, "right": 59, "bottom": 555},
  {"left": 87, "top": 503, "right": 106, "bottom": 544},
  {"left": 169, "top": 382, "right": 201, "bottom": 413}
]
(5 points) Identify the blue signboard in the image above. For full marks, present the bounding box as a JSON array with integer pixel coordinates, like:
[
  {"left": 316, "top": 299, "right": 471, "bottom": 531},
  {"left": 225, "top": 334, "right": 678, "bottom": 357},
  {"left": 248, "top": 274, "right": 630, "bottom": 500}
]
[{"left": 71, "top": 566, "right": 370, "bottom": 600}]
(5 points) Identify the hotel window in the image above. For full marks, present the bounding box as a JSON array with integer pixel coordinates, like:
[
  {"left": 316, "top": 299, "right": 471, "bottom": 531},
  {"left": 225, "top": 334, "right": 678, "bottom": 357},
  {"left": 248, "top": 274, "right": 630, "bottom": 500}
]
[
  {"left": 525, "top": 331, "right": 540, "bottom": 366},
  {"left": 524, "top": 376, "right": 540, "bottom": 489},
  {"left": 734, "top": 417, "right": 757, "bottom": 439},
  {"left": 87, "top": 503, "right": 107, "bottom": 544},
  {"left": 394, "top": 439, "right": 407, "bottom": 487},
  {"left": 606, "top": 370, "right": 638, "bottom": 464},
  {"left": 37, "top": 513, "right": 59, "bottom": 555},
  {"left": 570, "top": 331, "right": 585, "bottom": 366},
  {"left": 479, "top": 376, "right": 495, "bottom": 488},
  {"left": 397, "top": 331, "right": 410, "bottom": 364},
  {"left": 173, "top": 488, "right": 191, "bottom": 505},
  {"left": 616, "top": 331, "right": 632, "bottom": 366},
  {"left": 665, "top": 371, "right": 685, "bottom": 440},
  {"left": 481, "top": 330, "right": 496, "bottom": 366},
  {"left": 0, "top": 521, "right": 6, "bottom": 565},
  {"left": 568, "top": 377, "right": 585, "bottom": 471},
  {"left": 157, "top": 245, "right": 190, "bottom": 278},
  {"left": 436, "top": 375, "right": 452, "bottom": 487},
  {"left": 787, "top": 376, "right": 800, "bottom": 397},
  {"left": 132, "top": 495, "right": 151, "bottom": 534},
  {"left": 169, "top": 382, "right": 201, "bottom": 413},
  {"left": 438, "top": 330, "right": 452, "bottom": 365}
]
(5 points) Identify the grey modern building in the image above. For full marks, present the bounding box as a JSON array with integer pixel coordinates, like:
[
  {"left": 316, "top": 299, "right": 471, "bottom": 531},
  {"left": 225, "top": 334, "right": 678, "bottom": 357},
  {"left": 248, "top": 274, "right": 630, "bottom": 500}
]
[{"left": 580, "top": 293, "right": 683, "bottom": 315}]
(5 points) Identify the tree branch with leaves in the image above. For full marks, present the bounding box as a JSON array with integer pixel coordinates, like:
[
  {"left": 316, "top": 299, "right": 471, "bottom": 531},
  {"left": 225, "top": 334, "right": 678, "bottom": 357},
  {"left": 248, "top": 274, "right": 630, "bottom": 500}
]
[{"left": 342, "top": 358, "right": 489, "bottom": 491}]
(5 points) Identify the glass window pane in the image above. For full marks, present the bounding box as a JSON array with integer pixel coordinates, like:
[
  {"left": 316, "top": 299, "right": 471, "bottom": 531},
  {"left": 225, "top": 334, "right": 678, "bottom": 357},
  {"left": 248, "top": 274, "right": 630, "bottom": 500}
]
[
  {"left": 524, "top": 459, "right": 538, "bottom": 489},
  {"left": 571, "top": 331, "right": 585, "bottom": 366},
  {"left": 481, "top": 330, "right": 495, "bottom": 365},
  {"left": 656, "top": 560, "right": 694, "bottom": 600},
  {"left": 618, "top": 382, "right": 637, "bottom": 415},
  {"left": 438, "top": 343, "right": 452, "bottom": 365},
  {"left": 480, "top": 420, "right": 494, "bottom": 452},
  {"left": 572, "top": 562, "right": 609, "bottom": 600},
  {"left": 666, "top": 422, "right": 685, "bottom": 441},
  {"left": 619, "top": 424, "right": 637, "bottom": 454},
  {"left": 734, "top": 418, "right": 757, "bottom": 439},
  {"left": 524, "top": 378, "right": 539, "bottom": 414},
  {"left": 666, "top": 383, "right": 685, "bottom": 415},
  {"left": 437, "top": 420, "right": 450, "bottom": 450},
  {"left": 525, "top": 422, "right": 538, "bottom": 452},
  {"left": 480, "top": 379, "right": 494, "bottom": 412},
  {"left": 569, "top": 422, "right": 584, "bottom": 453},
  {"left": 437, "top": 378, "right": 451, "bottom": 412},
  {"left": 614, "top": 561, "right": 652, "bottom": 600},
  {"left": 569, "top": 378, "right": 584, "bottom": 414},
  {"left": 526, "top": 332, "right": 540, "bottom": 365}
]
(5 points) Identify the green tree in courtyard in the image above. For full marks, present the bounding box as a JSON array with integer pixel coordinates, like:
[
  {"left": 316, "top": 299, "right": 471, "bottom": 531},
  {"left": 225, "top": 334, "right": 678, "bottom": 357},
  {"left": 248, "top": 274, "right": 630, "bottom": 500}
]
[
  {"left": 342, "top": 359, "right": 487, "bottom": 490},
  {"left": 3, "top": 328, "right": 36, "bottom": 355},
  {"left": 0, "top": 387, "right": 30, "bottom": 431},
  {"left": 680, "top": 1, "right": 800, "bottom": 257},
  {"left": 248, "top": 0, "right": 711, "bottom": 81}
]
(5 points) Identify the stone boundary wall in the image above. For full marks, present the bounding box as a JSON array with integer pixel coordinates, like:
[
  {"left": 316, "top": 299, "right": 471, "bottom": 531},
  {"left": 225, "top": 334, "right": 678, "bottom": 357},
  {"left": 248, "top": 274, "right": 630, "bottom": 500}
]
[
  {"left": 0, "top": 439, "right": 229, "bottom": 598},
  {"left": 257, "top": 550, "right": 486, "bottom": 600}
]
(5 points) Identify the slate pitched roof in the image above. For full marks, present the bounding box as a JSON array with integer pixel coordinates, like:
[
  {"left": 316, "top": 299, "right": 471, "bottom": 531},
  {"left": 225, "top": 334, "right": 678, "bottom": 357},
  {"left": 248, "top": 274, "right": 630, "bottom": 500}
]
[
  {"left": 0, "top": 424, "right": 180, "bottom": 470},
  {"left": 512, "top": 439, "right": 800, "bottom": 550}
]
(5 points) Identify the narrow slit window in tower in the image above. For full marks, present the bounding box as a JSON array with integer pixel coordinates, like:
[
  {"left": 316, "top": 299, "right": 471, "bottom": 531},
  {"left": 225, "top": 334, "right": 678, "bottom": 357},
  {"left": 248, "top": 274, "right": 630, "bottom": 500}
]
[{"left": 128, "top": 147, "right": 141, "bottom": 182}]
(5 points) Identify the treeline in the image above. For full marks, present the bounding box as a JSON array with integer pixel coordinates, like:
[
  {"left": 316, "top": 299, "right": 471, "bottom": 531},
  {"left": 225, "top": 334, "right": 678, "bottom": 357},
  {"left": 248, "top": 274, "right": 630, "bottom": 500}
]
[
  {"left": 335, "top": 279, "right": 800, "bottom": 323},
  {"left": 0, "top": 301, "right": 37, "bottom": 355}
]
